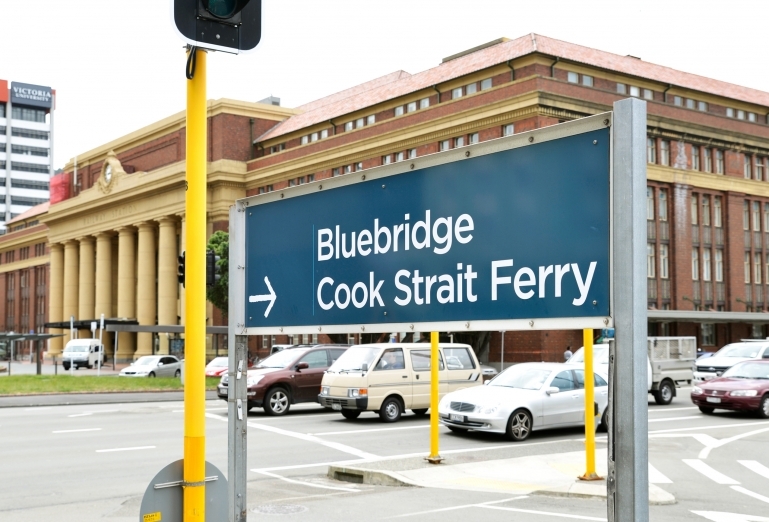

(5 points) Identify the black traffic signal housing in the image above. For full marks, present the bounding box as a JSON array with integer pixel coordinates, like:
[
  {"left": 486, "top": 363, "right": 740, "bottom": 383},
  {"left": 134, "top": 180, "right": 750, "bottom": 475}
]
[
  {"left": 206, "top": 250, "right": 222, "bottom": 287},
  {"left": 177, "top": 252, "right": 186, "bottom": 287},
  {"left": 173, "top": 0, "right": 262, "bottom": 54}
]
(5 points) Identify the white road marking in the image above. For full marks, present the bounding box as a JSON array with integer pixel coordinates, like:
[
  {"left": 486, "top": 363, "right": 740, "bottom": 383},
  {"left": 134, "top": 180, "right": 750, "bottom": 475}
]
[
  {"left": 731, "top": 486, "right": 769, "bottom": 505},
  {"left": 480, "top": 505, "right": 605, "bottom": 520},
  {"left": 68, "top": 409, "right": 119, "bottom": 418},
  {"left": 387, "top": 497, "right": 527, "bottom": 518},
  {"left": 253, "top": 470, "right": 361, "bottom": 492},
  {"left": 649, "top": 406, "right": 698, "bottom": 413},
  {"left": 96, "top": 445, "right": 155, "bottom": 453},
  {"left": 53, "top": 428, "right": 102, "bottom": 434},
  {"left": 739, "top": 460, "right": 769, "bottom": 480},
  {"left": 313, "top": 424, "right": 430, "bottom": 436},
  {"left": 699, "top": 427, "right": 769, "bottom": 459},
  {"left": 683, "top": 459, "right": 740, "bottom": 484},
  {"left": 205, "top": 412, "right": 377, "bottom": 460},
  {"left": 648, "top": 415, "right": 701, "bottom": 423},
  {"left": 692, "top": 510, "right": 769, "bottom": 521},
  {"left": 651, "top": 420, "right": 769, "bottom": 435},
  {"left": 648, "top": 463, "right": 673, "bottom": 483}
]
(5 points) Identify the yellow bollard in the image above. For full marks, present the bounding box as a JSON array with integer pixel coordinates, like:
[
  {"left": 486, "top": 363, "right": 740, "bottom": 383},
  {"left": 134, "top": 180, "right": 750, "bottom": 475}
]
[
  {"left": 427, "top": 331, "right": 442, "bottom": 463},
  {"left": 579, "top": 328, "right": 601, "bottom": 481},
  {"left": 184, "top": 47, "right": 207, "bottom": 522}
]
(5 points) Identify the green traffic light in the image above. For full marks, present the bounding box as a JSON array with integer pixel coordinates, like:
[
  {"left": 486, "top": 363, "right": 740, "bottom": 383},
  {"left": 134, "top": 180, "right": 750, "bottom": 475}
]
[{"left": 203, "top": 0, "right": 243, "bottom": 19}]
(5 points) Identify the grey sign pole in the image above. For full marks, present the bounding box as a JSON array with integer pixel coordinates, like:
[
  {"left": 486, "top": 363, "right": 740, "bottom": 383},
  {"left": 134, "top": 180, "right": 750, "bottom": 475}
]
[
  {"left": 608, "top": 98, "right": 648, "bottom": 521},
  {"left": 228, "top": 203, "right": 248, "bottom": 522}
]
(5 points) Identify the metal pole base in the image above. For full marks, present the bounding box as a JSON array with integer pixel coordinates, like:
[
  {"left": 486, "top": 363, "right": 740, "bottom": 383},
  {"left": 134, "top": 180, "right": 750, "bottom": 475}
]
[
  {"left": 425, "top": 455, "right": 443, "bottom": 464},
  {"left": 578, "top": 473, "right": 604, "bottom": 481}
]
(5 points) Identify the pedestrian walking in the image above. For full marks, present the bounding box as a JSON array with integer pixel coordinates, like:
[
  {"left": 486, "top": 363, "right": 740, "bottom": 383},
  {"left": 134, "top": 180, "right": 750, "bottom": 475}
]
[{"left": 563, "top": 346, "right": 573, "bottom": 362}]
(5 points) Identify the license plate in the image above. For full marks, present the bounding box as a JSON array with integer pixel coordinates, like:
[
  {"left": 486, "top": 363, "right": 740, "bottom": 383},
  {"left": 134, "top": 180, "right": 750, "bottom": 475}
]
[
  {"left": 218, "top": 386, "right": 226, "bottom": 394},
  {"left": 706, "top": 397, "right": 721, "bottom": 403},
  {"left": 449, "top": 414, "right": 464, "bottom": 423},
  {"left": 331, "top": 403, "right": 342, "bottom": 411}
]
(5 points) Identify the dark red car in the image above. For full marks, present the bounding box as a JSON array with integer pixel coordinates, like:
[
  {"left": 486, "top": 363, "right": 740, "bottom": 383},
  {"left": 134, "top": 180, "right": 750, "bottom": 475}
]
[
  {"left": 217, "top": 345, "right": 349, "bottom": 415},
  {"left": 691, "top": 360, "right": 769, "bottom": 418}
]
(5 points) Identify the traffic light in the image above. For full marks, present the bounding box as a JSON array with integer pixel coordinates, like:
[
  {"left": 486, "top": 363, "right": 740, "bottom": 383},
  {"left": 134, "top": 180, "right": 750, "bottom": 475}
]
[
  {"left": 178, "top": 252, "right": 186, "bottom": 287},
  {"left": 173, "top": 0, "right": 262, "bottom": 54},
  {"left": 206, "top": 250, "right": 222, "bottom": 287}
]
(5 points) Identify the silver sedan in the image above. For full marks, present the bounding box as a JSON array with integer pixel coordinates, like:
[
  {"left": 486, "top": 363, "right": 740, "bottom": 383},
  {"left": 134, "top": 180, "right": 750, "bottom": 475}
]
[
  {"left": 119, "top": 355, "right": 182, "bottom": 378},
  {"left": 438, "top": 362, "right": 608, "bottom": 441}
]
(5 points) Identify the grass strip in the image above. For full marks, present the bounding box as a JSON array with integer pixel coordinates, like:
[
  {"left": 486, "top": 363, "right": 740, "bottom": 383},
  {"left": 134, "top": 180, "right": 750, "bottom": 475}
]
[{"left": 0, "top": 375, "right": 221, "bottom": 395}]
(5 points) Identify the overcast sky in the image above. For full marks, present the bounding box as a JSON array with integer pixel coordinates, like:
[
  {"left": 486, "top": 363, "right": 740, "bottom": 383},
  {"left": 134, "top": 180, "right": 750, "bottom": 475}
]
[{"left": 1, "top": 0, "right": 766, "bottom": 171}]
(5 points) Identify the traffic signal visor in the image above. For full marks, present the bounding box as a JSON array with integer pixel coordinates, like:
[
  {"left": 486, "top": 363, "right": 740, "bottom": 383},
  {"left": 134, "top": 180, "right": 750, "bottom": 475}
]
[{"left": 172, "top": 0, "right": 262, "bottom": 54}]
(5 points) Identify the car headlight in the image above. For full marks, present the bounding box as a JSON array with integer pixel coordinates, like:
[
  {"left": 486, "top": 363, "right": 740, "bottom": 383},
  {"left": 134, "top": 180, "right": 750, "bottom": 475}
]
[
  {"left": 136, "top": 371, "right": 148, "bottom": 376},
  {"left": 729, "top": 390, "right": 758, "bottom": 397},
  {"left": 220, "top": 374, "right": 229, "bottom": 385},
  {"left": 347, "top": 388, "right": 367, "bottom": 398},
  {"left": 321, "top": 386, "right": 330, "bottom": 396},
  {"left": 692, "top": 386, "right": 703, "bottom": 395},
  {"left": 475, "top": 402, "right": 500, "bottom": 415},
  {"left": 247, "top": 375, "right": 264, "bottom": 387}
]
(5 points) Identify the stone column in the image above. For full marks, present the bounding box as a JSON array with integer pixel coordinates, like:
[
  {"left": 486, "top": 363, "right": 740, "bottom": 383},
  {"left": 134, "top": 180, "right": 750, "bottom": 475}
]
[
  {"left": 116, "top": 227, "right": 136, "bottom": 360},
  {"left": 157, "top": 217, "right": 178, "bottom": 354},
  {"left": 77, "top": 237, "right": 95, "bottom": 336},
  {"left": 48, "top": 244, "right": 64, "bottom": 355},
  {"left": 62, "top": 240, "right": 79, "bottom": 345},
  {"left": 95, "top": 232, "right": 113, "bottom": 358},
  {"left": 136, "top": 222, "right": 157, "bottom": 356}
]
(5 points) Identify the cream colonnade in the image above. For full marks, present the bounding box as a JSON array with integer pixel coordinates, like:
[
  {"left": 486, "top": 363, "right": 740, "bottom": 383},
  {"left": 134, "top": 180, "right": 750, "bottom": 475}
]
[{"left": 46, "top": 217, "right": 180, "bottom": 362}]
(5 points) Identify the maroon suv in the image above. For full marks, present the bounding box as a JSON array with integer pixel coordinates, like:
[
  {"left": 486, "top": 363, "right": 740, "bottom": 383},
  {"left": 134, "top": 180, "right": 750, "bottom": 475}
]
[
  {"left": 217, "top": 345, "right": 349, "bottom": 415},
  {"left": 691, "top": 360, "right": 769, "bottom": 418}
]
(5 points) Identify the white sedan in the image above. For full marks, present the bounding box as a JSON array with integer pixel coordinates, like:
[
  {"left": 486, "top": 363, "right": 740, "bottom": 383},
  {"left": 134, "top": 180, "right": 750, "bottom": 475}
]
[
  {"left": 119, "top": 356, "right": 182, "bottom": 378},
  {"left": 438, "top": 362, "right": 608, "bottom": 441}
]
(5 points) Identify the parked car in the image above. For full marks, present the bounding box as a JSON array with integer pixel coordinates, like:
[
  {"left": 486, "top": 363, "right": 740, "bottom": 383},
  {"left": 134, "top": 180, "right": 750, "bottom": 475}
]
[
  {"left": 439, "top": 362, "right": 609, "bottom": 441},
  {"left": 480, "top": 364, "right": 499, "bottom": 381},
  {"left": 62, "top": 339, "right": 105, "bottom": 370},
  {"left": 691, "top": 360, "right": 769, "bottom": 418},
  {"left": 693, "top": 340, "right": 769, "bottom": 383},
  {"left": 205, "top": 357, "right": 229, "bottom": 377},
  {"left": 319, "top": 343, "right": 482, "bottom": 422},
  {"left": 218, "top": 344, "right": 350, "bottom": 415},
  {"left": 119, "top": 355, "right": 182, "bottom": 377}
]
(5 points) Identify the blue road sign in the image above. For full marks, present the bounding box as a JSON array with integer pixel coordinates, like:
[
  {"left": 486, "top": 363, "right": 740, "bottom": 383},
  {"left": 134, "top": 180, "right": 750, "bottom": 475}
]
[{"left": 243, "top": 117, "right": 611, "bottom": 333}]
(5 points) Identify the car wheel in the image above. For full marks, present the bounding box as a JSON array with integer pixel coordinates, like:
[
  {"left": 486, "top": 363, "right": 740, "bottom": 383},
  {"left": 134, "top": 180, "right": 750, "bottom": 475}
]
[
  {"left": 506, "top": 409, "right": 532, "bottom": 442},
  {"left": 63, "top": 363, "right": 70, "bottom": 371},
  {"left": 412, "top": 408, "right": 428, "bottom": 416},
  {"left": 758, "top": 394, "right": 769, "bottom": 419},
  {"left": 654, "top": 381, "right": 675, "bottom": 405},
  {"left": 264, "top": 387, "right": 291, "bottom": 416},
  {"left": 87, "top": 362, "right": 93, "bottom": 369},
  {"left": 379, "top": 396, "right": 402, "bottom": 423},
  {"left": 175, "top": 369, "right": 181, "bottom": 378},
  {"left": 341, "top": 410, "right": 361, "bottom": 420},
  {"left": 148, "top": 372, "right": 156, "bottom": 378},
  {"left": 599, "top": 407, "right": 609, "bottom": 432},
  {"left": 699, "top": 406, "right": 715, "bottom": 414},
  {"left": 447, "top": 426, "right": 468, "bottom": 434}
]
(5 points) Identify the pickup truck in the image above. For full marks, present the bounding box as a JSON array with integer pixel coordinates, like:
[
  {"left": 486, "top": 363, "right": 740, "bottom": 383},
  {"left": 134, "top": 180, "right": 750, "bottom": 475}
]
[{"left": 569, "top": 336, "right": 696, "bottom": 405}]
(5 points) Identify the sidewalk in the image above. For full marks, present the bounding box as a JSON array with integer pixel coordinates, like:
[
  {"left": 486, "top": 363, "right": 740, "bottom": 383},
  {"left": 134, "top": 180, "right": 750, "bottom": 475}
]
[
  {"left": 328, "top": 445, "right": 675, "bottom": 505},
  {"left": 0, "top": 359, "right": 127, "bottom": 376}
]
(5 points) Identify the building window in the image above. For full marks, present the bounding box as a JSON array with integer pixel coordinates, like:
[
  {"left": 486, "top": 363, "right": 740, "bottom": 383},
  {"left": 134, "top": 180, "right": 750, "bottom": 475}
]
[
  {"left": 439, "top": 140, "right": 450, "bottom": 152},
  {"left": 744, "top": 201, "right": 750, "bottom": 230},
  {"left": 355, "top": 118, "right": 364, "bottom": 128},
  {"left": 344, "top": 121, "right": 354, "bottom": 131},
  {"left": 12, "top": 106, "right": 46, "bottom": 123},
  {"left": 647, "top": 187, "right": 655, "bottom": 220},
  {"left": 382, "top": 155, "right": 392, "bottom": 165},
  {"left": 300, "top": 135, "right": 309, "bottom": 145},
  {"left": 395, "top": 151, "right": 405, "bottom": 162},
  {"left": 715, "top": 249, "right": 724, "bottom": 282},
  {"left": 34, "top": 243, "right": 46, "bottom": 256},
  {"left": 659, "top": 189, "right": 668, "bottom": 221},
  {"left": 419, "top": 98, "right": 430, "bottom": 109},
  {"left": 754, "top": 201, "right": 762, "bottom": 231},
  {"left": 343, "top": 165, "right": 352, "bottom": 174},
  {"left": 19, "top": 247, "right": 29, "bottom": 260},
  {"left": 617, "top": 83, "right": 627, "bottom": 94},
  {"left": 702, "top": 196, "right": 710, "bottom": 226},
  {"left": 745, "top": 251, "right": 751, "bottom": 283},
  {"left": 755, "top": 253, "right": 763, "bottom": 284},
  {"left": 643, "top": 89, "right": 653, "bottom": 100},
  {"left": 714, "top": 197, "right": 723, "bottom": 228},
  {"left": 647, "top": 243, "right": 656, "bottom": 278},
  {"left": 647, "top": 138, "right": 657, "bottom": 164},
  {"left": 503, "top": 124, "right": 514, "bottom": 137},
  {"left": 701, "top": 324, "right": 715, "bottom": 346},
  {"left": 691, "top": 145, "right": 700, "bottom": 171},
  {"left": 748, "top": 112, "right": 757, "bottom": 122},
  {"left": 394, "top": 106, "right": 404, "bottom": 117},
  {"left": 692, "top": 249, "right": 700, "bottom": 280},
  {"left": 757, "top": 158, "right": 766, "bottom": 181},
  {"left": 567, "top": 71, "right": 579, "bottom": 83},
  {"left": 408, "top": 148, "right": 416, "bottom": 159},
  {"left": 727, "top": 108, "right": 734, "bottom": 118},
  {"left": 332, "top": 168, "right": 340, "bottom": 177},
  {"left": 466, "top": 83, "right": 477, "bottom": 95},
  {"left": 354, "top": 163, "right": 362, "bottom": 172},
  {"left": 703, "top": 249, "right": 712, "bottom": 281},
  {"left": 686, "top": 99, "right": 695, "bottom": 109},
  {"left": 5, "top": 251, "right": 15, "bottom": 263},
  {"left": 454, "top": 136, "right": 465, "bottom": 148},
  {"left": 715, "top": 150, "right": 724, "bottom": 174},
  {"left": 469, "top": 132, "right": 479, "bottom": 145},
  {"left": 451, "top": 87, "right": 463, "bottom": 99},
  {"left": 698, "top": 101, "right": 708, "bottom": 112},
  {"left": 764, "top": 203, "right": 769, "bottom": 233},
  {"left": 660, "top": 244, "right": 669, "bottom": 279},
  {"left": 480, "top": 78, "right": 492, "bottom": 90},
  {"left": 307, "top": 174, "right": 315, "bottom": 182},
  {"left": 582, "top": 75, "right": 593, "bottom": 87},
  {"left": 745, "top": 155, "right": 752, "bottom": 179},
  {"left": 367, "top": 115, "right": 376, "bottom": 125},
  {"left": 673, "top": 96, "right": 683, "bottom": 106},
  {"left": 630, "top": 86, "right": 640, "bottom": 97},
  {"left": 660, "top": 140, "right": 670, "bottom": 166},
  {"left": 737, "top": 110, "right": 745, "bottom": 120},
  {"left": 311, "top": 132, "right": 319, "bottom": 142},
  {"left": 406, "top": 102, "right": 417, "bottom": 113},
  {"left": 704, "top": 147, "right": 713, "bottom": 173}
]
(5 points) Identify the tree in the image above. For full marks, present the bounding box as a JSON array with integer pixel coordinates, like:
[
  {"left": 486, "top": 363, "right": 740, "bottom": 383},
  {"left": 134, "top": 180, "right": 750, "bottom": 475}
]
[{"left": 206, "top": 231, "right": 229, "bottom": 316}]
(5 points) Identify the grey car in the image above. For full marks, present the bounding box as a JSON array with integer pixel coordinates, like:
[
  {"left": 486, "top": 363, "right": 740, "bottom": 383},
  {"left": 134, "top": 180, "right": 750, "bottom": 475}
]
[{"left": 119, "top": 355, "right": 182, "bottom": 378}]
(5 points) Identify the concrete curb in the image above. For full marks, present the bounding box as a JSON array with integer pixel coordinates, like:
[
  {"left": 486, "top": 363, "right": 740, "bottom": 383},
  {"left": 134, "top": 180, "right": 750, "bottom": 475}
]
[
  {"left": 531, "top": 482, "right": 676, "bottom": 506},
  {"left": 0, "top": 390, "right": 219, "bottom": 408},
  {"left": 328, "top": 465, "right": 421, "bottom": 488}
]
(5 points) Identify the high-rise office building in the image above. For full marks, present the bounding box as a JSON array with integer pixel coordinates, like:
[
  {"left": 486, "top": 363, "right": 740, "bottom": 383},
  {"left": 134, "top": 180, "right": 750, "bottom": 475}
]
[{"left": 0, "top": 80, "right": 53, "bottom": 232}]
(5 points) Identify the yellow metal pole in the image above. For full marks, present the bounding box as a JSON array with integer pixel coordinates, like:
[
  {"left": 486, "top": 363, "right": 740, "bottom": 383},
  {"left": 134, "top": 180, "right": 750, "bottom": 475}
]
[
  {"left": 184, "top": 47, "right": 207, "bottom": 522},
  {"left": 427, "top": 331, "right": 442, "bottom": 463},
  {"left": 579, "top": 328, "right": 601, "bottom": 480}
]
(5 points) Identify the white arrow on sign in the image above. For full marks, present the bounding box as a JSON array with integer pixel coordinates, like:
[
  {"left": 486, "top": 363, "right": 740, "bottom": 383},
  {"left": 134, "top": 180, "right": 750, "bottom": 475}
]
[
  {"left": 249, "top": 277, "right": 277, "bottom": 318},
  {"left": 692, "top": 511, "right": 769, "bottom": 522}
]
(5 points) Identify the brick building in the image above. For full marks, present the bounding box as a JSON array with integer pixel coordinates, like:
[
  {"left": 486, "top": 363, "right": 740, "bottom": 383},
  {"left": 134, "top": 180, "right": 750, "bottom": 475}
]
[{"left": 31, "top": 34, "right": 769, "bottom": 364}]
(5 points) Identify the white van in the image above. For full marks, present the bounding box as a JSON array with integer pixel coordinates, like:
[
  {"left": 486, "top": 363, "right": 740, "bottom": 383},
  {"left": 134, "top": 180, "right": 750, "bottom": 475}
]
[
  {"left": 319, "top": 343, "right": 482, "bottom": 422},
  {"left": 63, "top": 339, "right": 104, "bottom": 370}
]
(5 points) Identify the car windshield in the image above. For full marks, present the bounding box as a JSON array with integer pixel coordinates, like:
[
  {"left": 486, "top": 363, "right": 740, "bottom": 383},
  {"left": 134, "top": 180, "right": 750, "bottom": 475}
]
[
  {"left": 722, "top": 362, "right": 769, "bottom": 379},
  {"left": 134, "top": 356, "right": 160, "bottom": 366},
  {"left": 328, "top": 347, "right": 380, "bottom": 373},
  {"left": 254, "top": 348, "right": 308, "bottom": 369},
  {"left": 64, "top": 346, "right": 88, "bottom": 353},
  {"left": 488, "top": 365, "right": 552, "bottom": 390},
  {"left": 714, "top": 344, "right": 762, "bottom": 358},
  {"left": 208, "top": 357, "right": 228, "bottom": 367},
  {"left": 569, "top": 346, "right": 609, "bottom": 365}
]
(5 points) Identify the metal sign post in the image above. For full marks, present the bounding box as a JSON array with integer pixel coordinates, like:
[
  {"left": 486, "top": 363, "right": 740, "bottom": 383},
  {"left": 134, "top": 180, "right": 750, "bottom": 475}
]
[
  {"left": 607, "top": 98, "right": 648, "bottom": 522},
  {"left": 98, "top": 314, "right": 104, "bottom": 376}
]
